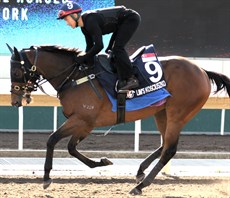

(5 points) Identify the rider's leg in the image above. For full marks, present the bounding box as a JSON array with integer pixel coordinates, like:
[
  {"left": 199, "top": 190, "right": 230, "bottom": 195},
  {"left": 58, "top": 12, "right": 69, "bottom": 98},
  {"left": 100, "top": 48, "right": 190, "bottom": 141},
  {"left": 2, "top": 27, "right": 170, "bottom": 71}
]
[{"left": 112, "top": 13, "right": 141, "bottom": 90}]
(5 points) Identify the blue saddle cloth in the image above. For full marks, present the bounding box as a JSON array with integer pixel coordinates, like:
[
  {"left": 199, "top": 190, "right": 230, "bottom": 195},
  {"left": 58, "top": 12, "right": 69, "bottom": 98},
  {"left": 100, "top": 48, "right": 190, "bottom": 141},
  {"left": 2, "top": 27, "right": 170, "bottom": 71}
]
[
  {"left": 94, "top": 44, "right": 171, "bottom": 112},
  {"left": 106, "top": 88, "right": 170, "bottom": 112}
]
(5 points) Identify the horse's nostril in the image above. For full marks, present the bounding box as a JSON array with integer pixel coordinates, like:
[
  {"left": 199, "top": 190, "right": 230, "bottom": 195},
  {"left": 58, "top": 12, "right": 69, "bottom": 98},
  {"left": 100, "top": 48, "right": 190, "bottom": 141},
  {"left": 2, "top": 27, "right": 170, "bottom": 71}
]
[
  {"left": 12, "top": 101, "right": 21, "bottom": 107},
  {"left": 26, "top": 97, "right": 32, "bottom": 104}
]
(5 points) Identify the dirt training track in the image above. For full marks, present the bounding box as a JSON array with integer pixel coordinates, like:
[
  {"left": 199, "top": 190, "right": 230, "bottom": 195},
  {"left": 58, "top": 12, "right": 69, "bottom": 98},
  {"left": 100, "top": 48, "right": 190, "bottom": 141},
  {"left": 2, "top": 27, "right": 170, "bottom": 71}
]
[
  {"left": 0, "top": 132, "right": 230, "bottom": 153},
  {"left": 0, "top": 175, "right": 229, "bottom": 198},
  {"left": 0, "top": 132, "right": 229, "bottom": 197}
]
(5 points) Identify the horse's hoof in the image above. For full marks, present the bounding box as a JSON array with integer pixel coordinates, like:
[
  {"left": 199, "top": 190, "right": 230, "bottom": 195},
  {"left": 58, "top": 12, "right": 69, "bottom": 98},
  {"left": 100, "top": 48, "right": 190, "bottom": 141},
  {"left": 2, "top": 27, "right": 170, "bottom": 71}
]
[
  {"left": 101, "top": 157, "right": 113, "bottom": 166},
  {"left": 136, "top": 173, "right": 145, "bottom": 184},
  {"left": 129, "top": 187, "right": 142, "bottom": 196},
  {"left": 43, "top": 178, "right": 53, "bottom": 189}
]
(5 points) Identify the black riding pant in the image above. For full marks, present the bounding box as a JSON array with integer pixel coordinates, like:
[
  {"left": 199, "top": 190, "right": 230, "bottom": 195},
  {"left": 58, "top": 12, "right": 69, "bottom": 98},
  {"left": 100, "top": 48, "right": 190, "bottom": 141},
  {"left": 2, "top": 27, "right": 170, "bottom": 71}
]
[{"left": 112, "top": 11, "right": 141, "bottom": 81}]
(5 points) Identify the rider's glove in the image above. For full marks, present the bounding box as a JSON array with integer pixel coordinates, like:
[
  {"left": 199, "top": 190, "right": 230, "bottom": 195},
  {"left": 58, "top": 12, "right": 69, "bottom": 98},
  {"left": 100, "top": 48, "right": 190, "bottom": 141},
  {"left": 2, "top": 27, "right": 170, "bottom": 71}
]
[{"left": 76, "top": 55, "right": 86, "bottom": 64}]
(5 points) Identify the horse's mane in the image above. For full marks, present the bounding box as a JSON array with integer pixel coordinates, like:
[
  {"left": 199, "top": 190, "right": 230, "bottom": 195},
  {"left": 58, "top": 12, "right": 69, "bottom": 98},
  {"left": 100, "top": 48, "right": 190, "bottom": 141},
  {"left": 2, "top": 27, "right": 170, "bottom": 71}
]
[{"left": 32, "top": 45, "right": 83, "bottom": 56}]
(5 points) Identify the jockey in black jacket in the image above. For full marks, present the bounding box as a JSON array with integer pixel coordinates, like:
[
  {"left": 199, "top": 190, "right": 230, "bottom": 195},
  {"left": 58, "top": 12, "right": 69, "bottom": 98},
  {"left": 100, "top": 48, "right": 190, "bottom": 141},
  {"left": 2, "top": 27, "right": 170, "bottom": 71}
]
[{"left": 57, "top": 1, "right": 141, "bottom": 91}]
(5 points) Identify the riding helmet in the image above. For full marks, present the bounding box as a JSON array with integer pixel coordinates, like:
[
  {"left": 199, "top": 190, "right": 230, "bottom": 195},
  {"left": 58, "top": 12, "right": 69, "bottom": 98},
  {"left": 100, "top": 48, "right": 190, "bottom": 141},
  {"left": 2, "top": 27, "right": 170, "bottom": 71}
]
[{"left": 57, "top": 1, "right": 82, "bottom": 19}]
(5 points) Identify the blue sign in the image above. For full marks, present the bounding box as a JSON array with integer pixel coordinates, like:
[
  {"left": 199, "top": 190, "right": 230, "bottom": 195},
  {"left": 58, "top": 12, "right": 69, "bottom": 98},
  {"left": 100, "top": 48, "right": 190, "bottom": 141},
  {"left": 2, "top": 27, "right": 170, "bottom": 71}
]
[{"left": 0, "top": 0, "right": 114, "bottom": 55}]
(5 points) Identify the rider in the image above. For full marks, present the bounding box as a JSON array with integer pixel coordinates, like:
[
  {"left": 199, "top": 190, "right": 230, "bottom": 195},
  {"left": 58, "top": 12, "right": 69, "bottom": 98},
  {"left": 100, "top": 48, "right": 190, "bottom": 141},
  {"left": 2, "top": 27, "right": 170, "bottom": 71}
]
[{"left": 57, "top": 1, "right": 141, "bottom": 91}]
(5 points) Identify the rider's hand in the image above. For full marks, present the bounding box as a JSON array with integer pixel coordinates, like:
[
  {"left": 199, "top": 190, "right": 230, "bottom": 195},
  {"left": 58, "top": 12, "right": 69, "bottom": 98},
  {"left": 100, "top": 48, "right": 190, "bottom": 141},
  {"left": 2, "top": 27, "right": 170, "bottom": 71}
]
[{"left": 76, "top": 55, "right": 86, "bottom": 64}]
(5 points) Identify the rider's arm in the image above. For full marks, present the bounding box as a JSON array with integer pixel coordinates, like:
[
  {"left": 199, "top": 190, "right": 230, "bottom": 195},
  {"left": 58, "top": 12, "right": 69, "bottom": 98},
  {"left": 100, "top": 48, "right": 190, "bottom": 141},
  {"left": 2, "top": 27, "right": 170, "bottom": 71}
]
[
  {"left": 81, "top": 15, "right": 104, "bottom": 58},
  {"left": 105, "top": 31, "right": 116, "bottom": 53},
  {"left": 83, "top": 31, "right": 94, "bottom": 53}
]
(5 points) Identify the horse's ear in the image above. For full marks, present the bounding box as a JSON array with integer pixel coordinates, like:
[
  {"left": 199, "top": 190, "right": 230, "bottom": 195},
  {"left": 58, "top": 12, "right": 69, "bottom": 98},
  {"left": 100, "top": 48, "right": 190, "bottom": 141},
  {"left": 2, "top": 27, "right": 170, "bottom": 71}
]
[
  {"left": 6, "top": 43, "right": 13, "bottom": 54},
  {"left": 13, "top": 47, "right": 20, "bottom": 60}
]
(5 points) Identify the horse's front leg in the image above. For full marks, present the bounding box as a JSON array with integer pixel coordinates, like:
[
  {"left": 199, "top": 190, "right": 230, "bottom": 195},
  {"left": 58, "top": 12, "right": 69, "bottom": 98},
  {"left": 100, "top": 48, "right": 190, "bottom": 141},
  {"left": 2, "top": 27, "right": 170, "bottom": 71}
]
[
  {"left": 43, "top": 121, "right": 73, "bottom": 189},
  {"left": 68, "top": 133, "right": 113, "bottom": 168},
  {"left": 43, "top": 137, "right": 54, "bottom": 189}
]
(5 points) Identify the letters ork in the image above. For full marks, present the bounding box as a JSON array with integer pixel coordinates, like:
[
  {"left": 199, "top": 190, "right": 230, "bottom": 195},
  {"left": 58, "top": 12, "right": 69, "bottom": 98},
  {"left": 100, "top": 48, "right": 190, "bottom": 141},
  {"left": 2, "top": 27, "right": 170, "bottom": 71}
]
[{"left": 1, "top": 0, "right": 69, "bottom": 20}]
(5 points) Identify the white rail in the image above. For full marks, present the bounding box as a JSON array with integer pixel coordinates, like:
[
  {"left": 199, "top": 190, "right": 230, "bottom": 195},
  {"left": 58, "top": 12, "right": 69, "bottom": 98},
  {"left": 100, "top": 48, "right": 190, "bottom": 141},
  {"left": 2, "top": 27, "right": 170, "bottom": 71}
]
[{"left": 15, "top": 105, "right": 228, "bottom": 151}]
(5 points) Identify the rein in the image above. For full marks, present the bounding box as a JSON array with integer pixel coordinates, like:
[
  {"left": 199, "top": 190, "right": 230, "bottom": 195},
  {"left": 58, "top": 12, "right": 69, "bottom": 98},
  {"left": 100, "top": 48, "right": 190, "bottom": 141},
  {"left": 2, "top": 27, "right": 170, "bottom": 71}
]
[
  {"left": 12, "top": 47, "right": 102, "bottom": 99},
  {"left": 38, "top": 62, "right": 78, "bottom": 96},
  {"left": 11, "top": 47, "right": 79, "bottom": 97}
]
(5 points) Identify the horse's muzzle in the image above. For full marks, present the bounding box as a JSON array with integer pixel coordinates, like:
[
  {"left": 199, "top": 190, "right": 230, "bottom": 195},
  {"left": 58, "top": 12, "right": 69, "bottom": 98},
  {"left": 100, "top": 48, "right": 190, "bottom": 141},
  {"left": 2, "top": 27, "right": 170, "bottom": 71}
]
[
  {"left": 11, "top": 101, "right": 22, "bottom": 107},
  {"left": 11, "top": 92, "right": 32, "bottom": 107}
]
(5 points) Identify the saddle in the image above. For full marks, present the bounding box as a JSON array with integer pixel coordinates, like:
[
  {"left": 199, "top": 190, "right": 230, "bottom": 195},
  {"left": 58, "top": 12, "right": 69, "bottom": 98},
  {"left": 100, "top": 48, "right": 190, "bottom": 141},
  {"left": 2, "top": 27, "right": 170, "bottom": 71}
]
[
  {"left": 95, "top": 44, "right": 167, "bottom": 97},
  {"left": 93, "top": 44, "right": 168, "bottom": 123}
]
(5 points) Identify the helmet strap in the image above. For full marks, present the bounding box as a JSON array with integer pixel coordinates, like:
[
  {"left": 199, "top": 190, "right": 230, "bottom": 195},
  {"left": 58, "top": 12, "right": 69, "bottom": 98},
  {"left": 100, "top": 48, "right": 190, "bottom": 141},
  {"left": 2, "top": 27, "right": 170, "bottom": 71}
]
[{"left": 70, "top": 13, "right": 81, "bottom": 27}]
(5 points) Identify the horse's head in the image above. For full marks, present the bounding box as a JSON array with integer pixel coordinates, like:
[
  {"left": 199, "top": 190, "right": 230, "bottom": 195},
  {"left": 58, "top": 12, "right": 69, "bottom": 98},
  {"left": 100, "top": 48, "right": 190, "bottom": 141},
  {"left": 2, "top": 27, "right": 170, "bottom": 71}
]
[
  {"left": 8, "top": 44, "right": 87, "bottom": 107},
  {"left": 9, "top": 46, "right": 39, "bottom": 107}
]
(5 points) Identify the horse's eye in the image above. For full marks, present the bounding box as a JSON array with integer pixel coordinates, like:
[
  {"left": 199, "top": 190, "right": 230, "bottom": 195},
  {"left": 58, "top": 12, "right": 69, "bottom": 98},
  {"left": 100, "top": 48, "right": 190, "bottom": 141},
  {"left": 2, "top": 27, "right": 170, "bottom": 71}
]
[{"left": 11, "top": 68, "right": 23, "bottom": 79}]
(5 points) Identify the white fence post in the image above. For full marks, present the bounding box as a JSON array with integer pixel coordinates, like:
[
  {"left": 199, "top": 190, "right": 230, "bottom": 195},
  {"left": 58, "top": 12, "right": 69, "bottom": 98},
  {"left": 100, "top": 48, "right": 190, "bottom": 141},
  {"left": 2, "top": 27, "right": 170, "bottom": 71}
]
[
  {"left": 220, "top": 109, "right": 225, "bottom": 135},
  {"left": 134, "top": 120, "right": 141, "bottom": 152},
  {"left": 18, "top": 106, "right": 23, "bottom": 150},
  {"left": 53, "top": 106, "right": 58, "bottom": 132}
]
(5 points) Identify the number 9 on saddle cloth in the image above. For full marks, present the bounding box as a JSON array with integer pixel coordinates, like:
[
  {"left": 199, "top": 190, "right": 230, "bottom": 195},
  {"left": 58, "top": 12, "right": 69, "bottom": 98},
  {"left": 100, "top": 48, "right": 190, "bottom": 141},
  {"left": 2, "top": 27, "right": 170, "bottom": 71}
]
[{"left": 94, "top": 44, "right": 170, "bottom": 112}]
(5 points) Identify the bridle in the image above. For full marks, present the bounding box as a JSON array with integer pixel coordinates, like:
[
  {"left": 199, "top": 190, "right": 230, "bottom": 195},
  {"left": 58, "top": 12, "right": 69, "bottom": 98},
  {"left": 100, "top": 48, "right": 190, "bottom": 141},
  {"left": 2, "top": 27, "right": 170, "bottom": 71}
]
[
  {"left": 10, "top": 47, "right": 80, "bottom": 99},
  {"left": 10, "top": 47, "right": 40, "bottom": 98},
  {"left": 10, "top": 45, "right": 102, "bottom": 105}
]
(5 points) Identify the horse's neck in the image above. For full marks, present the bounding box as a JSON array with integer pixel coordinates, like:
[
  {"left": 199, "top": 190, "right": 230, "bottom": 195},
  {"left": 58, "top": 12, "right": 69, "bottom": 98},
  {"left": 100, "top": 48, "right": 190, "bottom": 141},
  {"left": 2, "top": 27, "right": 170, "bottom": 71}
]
[{"left": 35, "top": 51, "right": 76, "bottom": 91}]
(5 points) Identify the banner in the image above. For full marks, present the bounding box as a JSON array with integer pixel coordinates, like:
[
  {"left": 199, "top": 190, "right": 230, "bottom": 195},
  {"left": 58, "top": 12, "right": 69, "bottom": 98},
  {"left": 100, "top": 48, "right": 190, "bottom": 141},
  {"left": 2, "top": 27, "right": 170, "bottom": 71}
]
[{"left": 0, "top": 0, "right": 114, "bottom": 55}]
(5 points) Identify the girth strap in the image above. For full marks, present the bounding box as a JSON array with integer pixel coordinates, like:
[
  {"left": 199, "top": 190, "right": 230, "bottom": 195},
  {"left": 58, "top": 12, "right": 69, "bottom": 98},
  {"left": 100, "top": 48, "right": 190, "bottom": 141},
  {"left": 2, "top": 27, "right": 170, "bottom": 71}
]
[
  {"left": 81, "top": 68, "right": 103, "bottom": 100},
  {"left": 116, "top": 91, "right": 126, "bottom": 124}
]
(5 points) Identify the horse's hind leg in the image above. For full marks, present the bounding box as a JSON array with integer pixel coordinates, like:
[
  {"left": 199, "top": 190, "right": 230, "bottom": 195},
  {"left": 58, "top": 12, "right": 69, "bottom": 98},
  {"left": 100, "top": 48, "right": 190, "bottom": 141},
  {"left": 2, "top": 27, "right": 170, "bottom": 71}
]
[
  {"left": 68, "top": 135, "right": 113, "bottom": 168},
  {"left": 130, "top": 121, "right": 181, "bottom": 195},
  {"left": 136, "top": 110, "right": 167, "bottom": 183},
  {"left": 136, "top": 147, "right": 163, "bottom": 184}
]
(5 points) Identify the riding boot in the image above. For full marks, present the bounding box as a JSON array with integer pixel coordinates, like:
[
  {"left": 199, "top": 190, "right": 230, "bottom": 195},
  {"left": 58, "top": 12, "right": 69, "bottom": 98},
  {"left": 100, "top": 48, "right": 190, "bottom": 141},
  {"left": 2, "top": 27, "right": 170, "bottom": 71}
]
[
  {"left": 117, "top": 80, "right": 127, "bottom": 90},
  {"left": 119, "top": 75, "right": 139, "bottom": 91},
  {"left": 114, "top": 60, "right": 139, "bottom": 91},
  {"left": 112, "top": 49, "right": 139, "bottom": 91}
]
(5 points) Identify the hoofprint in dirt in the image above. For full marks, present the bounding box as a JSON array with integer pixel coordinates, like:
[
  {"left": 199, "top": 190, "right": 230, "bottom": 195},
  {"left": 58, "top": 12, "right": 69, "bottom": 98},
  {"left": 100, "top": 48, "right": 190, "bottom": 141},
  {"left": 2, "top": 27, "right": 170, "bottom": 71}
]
[{"left": 0, "top": 175, "right": 229, "bottom": 198}]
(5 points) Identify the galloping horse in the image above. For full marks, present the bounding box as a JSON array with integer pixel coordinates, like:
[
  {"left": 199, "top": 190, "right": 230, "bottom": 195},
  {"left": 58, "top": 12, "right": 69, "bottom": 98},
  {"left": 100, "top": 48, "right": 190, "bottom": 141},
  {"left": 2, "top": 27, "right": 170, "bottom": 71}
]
[{"left": 9, "top": 45, "right": 230, "bottom": 195}]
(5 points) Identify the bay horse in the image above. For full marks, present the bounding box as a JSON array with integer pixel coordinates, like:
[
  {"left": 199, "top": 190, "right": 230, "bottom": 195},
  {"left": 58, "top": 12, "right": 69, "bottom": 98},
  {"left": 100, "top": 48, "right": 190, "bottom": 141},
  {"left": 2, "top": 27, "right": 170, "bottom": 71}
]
[{"left": 8, "top": 45, "right": 230, "bottom": 195}]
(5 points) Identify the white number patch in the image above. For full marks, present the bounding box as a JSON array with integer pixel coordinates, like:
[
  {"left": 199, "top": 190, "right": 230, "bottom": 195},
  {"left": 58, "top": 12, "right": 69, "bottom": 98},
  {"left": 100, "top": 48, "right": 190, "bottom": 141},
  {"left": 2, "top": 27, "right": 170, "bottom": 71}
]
[
  {"left": 67, "top": 2, "right": 74, "bottom": 10},
  {"left": 144, "top": 61, "right": 163, "bottom": 83}
]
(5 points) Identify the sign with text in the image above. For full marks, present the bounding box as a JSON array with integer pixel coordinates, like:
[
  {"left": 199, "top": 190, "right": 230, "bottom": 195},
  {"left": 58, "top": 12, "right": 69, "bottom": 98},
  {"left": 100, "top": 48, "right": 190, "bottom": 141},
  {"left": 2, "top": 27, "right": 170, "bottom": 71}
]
[{"left": 0, "top": 0, "right": 114, "bottom": 55}]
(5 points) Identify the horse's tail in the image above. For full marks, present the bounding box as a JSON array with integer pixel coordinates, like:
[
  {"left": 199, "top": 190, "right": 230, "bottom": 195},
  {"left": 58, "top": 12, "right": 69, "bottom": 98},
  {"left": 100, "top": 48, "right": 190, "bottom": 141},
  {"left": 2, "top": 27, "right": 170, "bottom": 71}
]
[{"left": 204, "top": 70, "right": 230, "bottom": 97}]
